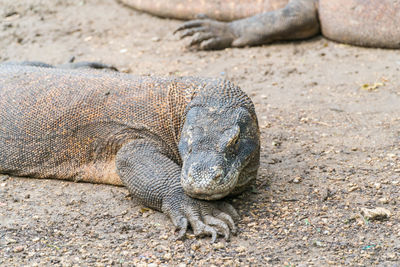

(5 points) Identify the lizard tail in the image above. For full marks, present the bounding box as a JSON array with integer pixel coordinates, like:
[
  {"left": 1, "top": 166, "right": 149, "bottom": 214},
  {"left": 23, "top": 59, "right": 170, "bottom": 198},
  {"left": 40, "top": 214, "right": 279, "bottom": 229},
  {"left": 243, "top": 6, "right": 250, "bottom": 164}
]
[{"left": 117, "top": 0, "right": 288, "bottom": 21}]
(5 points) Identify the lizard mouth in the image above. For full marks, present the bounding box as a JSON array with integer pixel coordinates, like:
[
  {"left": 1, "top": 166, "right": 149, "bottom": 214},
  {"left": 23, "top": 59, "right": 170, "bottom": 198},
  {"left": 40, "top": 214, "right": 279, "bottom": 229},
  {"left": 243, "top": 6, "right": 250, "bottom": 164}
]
[
  {"left": 181, "top": 164, "right": 241, "bottom": 201},
  {"left": 184, "top": 189, "right": 230, "bottom": 201}
]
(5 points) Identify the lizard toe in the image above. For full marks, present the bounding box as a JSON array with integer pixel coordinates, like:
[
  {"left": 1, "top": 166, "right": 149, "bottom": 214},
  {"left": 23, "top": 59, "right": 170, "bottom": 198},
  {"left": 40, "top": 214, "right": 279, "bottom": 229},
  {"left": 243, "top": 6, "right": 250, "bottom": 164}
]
[
  {"left": 203, "top": 215, "right": 231, "bottom": 240},
  {"left": 174, "top": 216, "right": 188, "bottom": 240},
  {"left": 174, "top": 20, "right": 206, "bottom": 34},
  {"left": 214, "top": 212, "right": 236, "bottom": 235},
  {"left": 189, "top": 32, "right": 214, "bottom": 47},
  {"left": 178, "top": 27, "right": 207, "bottom": 39},
  {"left": 190, "top": 219, "right": 218, "bottom": 243},
  {"left": 216, "top": 202, "right": 239, "bottom": 221}
]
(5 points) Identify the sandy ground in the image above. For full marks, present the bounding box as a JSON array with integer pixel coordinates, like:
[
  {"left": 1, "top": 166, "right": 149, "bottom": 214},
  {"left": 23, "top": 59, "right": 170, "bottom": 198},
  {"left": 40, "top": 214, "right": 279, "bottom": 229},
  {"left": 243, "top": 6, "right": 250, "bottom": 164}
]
[{"left": 1, "top": 0, "right": 400, "bottom": 266}]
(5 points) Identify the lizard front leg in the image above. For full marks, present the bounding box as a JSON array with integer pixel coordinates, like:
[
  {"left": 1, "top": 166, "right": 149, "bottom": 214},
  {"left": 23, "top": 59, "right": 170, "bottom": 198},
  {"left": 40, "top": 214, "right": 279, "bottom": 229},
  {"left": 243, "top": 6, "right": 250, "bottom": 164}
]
[{"left": 115, "top": 140, "right": 238, "bottom": 242}]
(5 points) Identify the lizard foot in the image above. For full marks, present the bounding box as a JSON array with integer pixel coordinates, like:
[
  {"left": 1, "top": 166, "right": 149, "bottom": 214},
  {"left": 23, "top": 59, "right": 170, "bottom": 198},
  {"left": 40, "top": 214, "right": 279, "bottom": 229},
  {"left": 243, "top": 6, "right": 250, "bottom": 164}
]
[
  {"left": 174, "top": 19, "right": 236, "bottom": 50},
  {"left": 162, "top": 192, "right": 239, "bottom": 242}
]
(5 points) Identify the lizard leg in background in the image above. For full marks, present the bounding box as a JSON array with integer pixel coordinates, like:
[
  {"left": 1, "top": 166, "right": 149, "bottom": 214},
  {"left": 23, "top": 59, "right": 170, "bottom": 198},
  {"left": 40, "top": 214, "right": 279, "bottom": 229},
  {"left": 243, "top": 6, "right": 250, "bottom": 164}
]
[
  {"left": 175, "top": 0, "right": 319, "bottom": 50},
  {"left": 0, "top": 60, "right": 118, "bottom": 71},
  {"left": 57, "top": 61, "right": 118, "bottom": 71},
  {"left": 116, "top": 140, "right": 238, "bottom": 242},
  {"left": 0, "top": 61, "right": 55, "bottom": 68}
]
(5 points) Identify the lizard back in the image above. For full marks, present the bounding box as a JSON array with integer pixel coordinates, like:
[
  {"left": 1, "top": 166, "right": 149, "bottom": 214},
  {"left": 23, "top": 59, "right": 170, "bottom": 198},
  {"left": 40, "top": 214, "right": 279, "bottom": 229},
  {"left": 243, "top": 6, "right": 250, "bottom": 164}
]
[{"left": 0, "top": 66, "right": 191, "bottom": 184}]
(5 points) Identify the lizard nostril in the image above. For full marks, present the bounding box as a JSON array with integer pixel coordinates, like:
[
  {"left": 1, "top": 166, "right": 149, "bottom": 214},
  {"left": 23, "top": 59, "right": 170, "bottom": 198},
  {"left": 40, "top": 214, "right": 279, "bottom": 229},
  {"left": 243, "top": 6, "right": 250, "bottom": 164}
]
[
  {"left": 213, "top": 168, "right": 224, "bottom": 181},
  {"left": 213, "top": 173, "right": 222, "bottom": 182}
]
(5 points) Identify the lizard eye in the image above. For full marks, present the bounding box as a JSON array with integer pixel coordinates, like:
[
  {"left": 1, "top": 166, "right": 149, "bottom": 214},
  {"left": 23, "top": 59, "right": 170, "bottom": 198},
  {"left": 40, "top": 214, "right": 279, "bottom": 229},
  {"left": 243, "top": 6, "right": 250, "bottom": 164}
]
[
  {"left": 227, "top": 133, "right": 239, "bottom": 148},
  {"left": 224, "top": 126, "right": 240, "bottom": 149}
]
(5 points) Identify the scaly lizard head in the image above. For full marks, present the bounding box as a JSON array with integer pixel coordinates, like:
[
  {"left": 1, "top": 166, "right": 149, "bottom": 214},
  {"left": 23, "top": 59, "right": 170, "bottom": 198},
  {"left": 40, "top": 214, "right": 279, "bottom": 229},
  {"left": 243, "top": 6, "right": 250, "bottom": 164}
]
[{"left": 179, "top": 105, "right": 260, "bottom": 200}]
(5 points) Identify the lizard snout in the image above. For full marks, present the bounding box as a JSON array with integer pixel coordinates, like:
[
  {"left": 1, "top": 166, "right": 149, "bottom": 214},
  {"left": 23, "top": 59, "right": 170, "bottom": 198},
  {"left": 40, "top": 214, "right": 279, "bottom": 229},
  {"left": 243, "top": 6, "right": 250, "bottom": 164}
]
[
  {"left": 186, "top": 163, "right": 224, "bottom": 185},
  {"left": 181, "top": 154, "right": 234, "bottom": 200}
]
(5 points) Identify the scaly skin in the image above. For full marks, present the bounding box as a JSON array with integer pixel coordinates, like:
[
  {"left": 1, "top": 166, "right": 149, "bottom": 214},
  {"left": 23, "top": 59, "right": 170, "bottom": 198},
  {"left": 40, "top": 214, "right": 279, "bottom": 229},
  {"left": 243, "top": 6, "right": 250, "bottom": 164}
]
[
  {"left": 0, "top": 64, "right": 260, "bottom": 241},
  {"left": 118, "top": 0, "right": 288, "bottom": 21},
  {"left": 121, "top": 0, "right": 400, "bottom": 49},
  {"left": 318, "top": 0, "right": 400, "bottom": 49}
]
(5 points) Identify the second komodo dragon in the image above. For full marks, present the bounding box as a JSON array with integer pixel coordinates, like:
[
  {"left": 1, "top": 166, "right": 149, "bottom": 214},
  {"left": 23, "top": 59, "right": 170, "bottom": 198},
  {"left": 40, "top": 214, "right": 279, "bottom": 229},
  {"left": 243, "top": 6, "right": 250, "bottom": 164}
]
[
  {"left": 120, "top": 0, "right": 400, "bottom": 49},
  {"left": 0, "top": 63, "right": 260, "bottom": 241}
]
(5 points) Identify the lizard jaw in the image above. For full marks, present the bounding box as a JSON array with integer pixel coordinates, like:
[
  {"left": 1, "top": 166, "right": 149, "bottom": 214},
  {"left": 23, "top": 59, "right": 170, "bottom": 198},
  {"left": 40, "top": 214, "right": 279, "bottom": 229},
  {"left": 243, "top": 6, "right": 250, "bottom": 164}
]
[
  {"left": 181, "top": 163, "right": 241, "bottom": 200},
  {"left": 184, "top": 189, "right": 230, "bottom": 201}
]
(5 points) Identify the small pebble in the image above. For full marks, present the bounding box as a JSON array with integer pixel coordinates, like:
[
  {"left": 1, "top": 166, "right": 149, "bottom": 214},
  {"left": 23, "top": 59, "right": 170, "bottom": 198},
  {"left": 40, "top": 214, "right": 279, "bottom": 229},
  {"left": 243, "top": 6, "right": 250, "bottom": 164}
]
[
  {"left": 292, "top": 176, "right": 302, "bottom": 184},
  {"left": 213, "top": 242, "right": 225, "bottom": 249},
  {"left": 361, "top": 207, "right": 391, "bottom": 220},
  {"left": 235, "top": 246, "right": 246, "bottom": 253},
  {"left": 378, "top": 197, "right": 389, "bottom": 204},
  {"left": 163, "top": 253, "right": 172, "bottom": 260},
  {"left": 191, "top": 243, "right": 200, "bottom": 251},
  {"left": 13, "top": 246, "right": 24, "bottom": 253}
]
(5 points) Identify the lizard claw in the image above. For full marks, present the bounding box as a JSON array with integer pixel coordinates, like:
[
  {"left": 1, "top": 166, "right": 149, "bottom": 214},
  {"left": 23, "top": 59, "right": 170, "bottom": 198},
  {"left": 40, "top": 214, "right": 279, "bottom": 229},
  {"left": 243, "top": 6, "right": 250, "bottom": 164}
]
[
  {"left": 204, "top": 215, "right": 230, "bottom": 240},
  {"left": 162, "top": 191, "right": 238, "bottom": 242},
  {"left": 191, "top": 220, "right": 218, "bottom": 243},
  {"left": 174, "top": 20, "right": 209, "bottom": 35},
  {"left": 173, "top": 216, "right": 188, "bottom": 240},
  {"left": 178, "top": 27, "right": 207, "bottom": 39},
  {"left": 189, "top": 32, "right": 215, "bottom": 47}
]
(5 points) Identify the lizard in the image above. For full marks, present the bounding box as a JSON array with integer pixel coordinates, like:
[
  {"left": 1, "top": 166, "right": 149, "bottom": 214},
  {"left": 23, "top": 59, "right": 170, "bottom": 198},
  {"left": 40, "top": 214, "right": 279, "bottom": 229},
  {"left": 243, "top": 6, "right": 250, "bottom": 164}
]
[
  {"left": 119, "top": 0, "right": 400, "bottom": 49},
  {"left": 0, "top": 62, "right": 260, "bottom": 242}
]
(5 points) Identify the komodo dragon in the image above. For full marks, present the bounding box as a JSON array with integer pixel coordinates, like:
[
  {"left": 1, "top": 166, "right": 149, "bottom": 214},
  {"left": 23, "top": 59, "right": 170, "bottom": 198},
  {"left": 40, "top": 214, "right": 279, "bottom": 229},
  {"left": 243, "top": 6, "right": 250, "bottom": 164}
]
[
  {"left": 0, "top": 63, "right": 260, "bottom": 241},
  {"left": 120, "top": 0, "right": 400, "bottom": 49}
]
